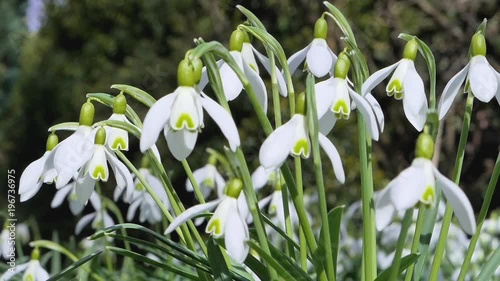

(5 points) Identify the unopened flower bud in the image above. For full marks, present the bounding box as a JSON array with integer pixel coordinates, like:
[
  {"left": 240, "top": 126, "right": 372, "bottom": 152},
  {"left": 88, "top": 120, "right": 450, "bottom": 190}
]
[
  {"left": 229, "top": 29, "right": 244, "bottom": 52},
  {"left": 471, "top": 33, "right": 486, "bottom": 57},
  {"left": 334, "top": 52, "right": 351, "bottom": 79},
  {"left": 46, "top": 133, "right": 59, "bottom": 151},
  {"left": 296, "top": 92, "right": 306, "bottom": 115},
  {"left": 94, "top": 127, "right": 107, "bottom": 145},
  {"left": 415, "top": 132, "right": 434, "bottom": 159},
  {"left": 226, "top": 178, "right": 243, "bottom": 198},
  {"left": 314, "top": 17, "right": 328, "bottom": 39},
  {"left": 79, "top": 101, "right": 95, "bottom": 127},
  {"left": 403, "top": 39, "right": 418, "bottom": 61},
  {"left": 113, "top": 93, "right": 127, "bottom": 115}
]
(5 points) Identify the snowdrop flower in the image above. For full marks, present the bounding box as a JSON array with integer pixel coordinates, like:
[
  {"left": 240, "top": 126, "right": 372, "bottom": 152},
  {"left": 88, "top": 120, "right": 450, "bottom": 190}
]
[
  {"left": 362, "top": 38, "right": 428, "bottom": 131},
  {"left": 165, "top": 179, "right": 249, "bottom": 263},
  {"left": 0, "top": 248, "right": 49, "bottom": 281},
  {"left": 64, "top": 127, "right": 134, "bottom": 205},
  {"left": 438, "top": 32, "right": 500, "bottom": 119},
  {"left": 115, "top": 167, "right": 170, "bottom": 224},
  {"left": 75, "top": 195, "right": 114, "bottom": 236},
  {"left": 140, "top": 56, "right": 240, "bottom": 161},
  {"left": 199, "top": 30, "right": 286, "bottom": 112},
  {"left": 0, "top": 224, "right": 9, "bottom": 260},
  {"left": 251, "top": 166, "right": 281, "bottom": 190},
  {"left": 258, "top": 93, "right": 345, "bottom": 183},
  {"left": 375, "top": 133, "right": 476, "bottom": 235},
  {"left": 315, "top": 52, "right": 382, "bottom": 140},
  {"left": 288, "top": 17, "right": 337, "bottom": 78},
  {"left": 52, "top": 101, "right": 97, "bottom": 188},
  {"left": 18, "top": 133, "right": 59, "bottom": 202},
  {"left": 106, "top": 93, "right": 133, "bottom": 151},
  {"left": 186, "top": 156, "right": 226, "bottom": 199}
]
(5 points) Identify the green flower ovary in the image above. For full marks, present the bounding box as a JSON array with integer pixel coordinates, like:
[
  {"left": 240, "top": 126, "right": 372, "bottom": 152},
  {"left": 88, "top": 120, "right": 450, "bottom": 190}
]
[
  {"left": 292, "top": 139, "right": 310, "bottom": 158},
  {"left": 332, "top": 100, "right": 350, "bottom": 119},
  {"left": 174, "top": 113, "right": 196, "bottom": 130}
]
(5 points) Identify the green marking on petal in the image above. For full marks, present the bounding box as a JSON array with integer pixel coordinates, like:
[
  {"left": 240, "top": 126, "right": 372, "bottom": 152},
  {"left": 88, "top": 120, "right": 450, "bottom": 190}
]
[
  {"left": 421, "top": 186, "right": 435, "bottom": 205},
  {"left": 292, "top": 139, "right": 310, "bottom": 158},
  {"left": 25, "top": 274, "right": 35, "bottom": 281},
  {"left": 207, "top": 218, "right": 222, "bottom": 236},
  {"left": 387, "top": 79, "right": 403, "bottom": 96},
  {"left": 112, "top": 137, "right": 127, "bottom": 150},
  {"left": 135, "top": 182, "right": 145, "bottom": 191},
  {"left": 92, "top": 166, "right": 107, "bottom": 181},
  {"left": 69, "top": 192, "right": 78, "bottom": 200},
  {"left": 202, "top": 178, "right": 215, "bottom": 188},
  {"left": 249, "top": 63, "right": 258, "bottom": 72},
  {"left": 332, "top": 100, "right": 350, "bottom": 119},
  {"left": 394, "top": 91, "right": 404, "bottom": 100},
  {"left": 174, "top": 113, "right": 196, "bottom": 130}
]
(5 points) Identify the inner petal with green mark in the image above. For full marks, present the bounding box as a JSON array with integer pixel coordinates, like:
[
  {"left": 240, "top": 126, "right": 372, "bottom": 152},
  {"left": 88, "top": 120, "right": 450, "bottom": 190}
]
[
  {"left": 135, "top": 182, "right": 145, "bottom": 191},
  {"left": 25, "top": 274, "right": 35, "bottom": 281},
  {"left": 206, "top": 218, "right": 222, "bottom": 236},
  {"left": 387, "top": 79, "right": 403, "bottom": 97},
  {"left": 332, "top": 100, "right": 350, "bottom": 120},
  {"left": 203, "top": 178, "right": 215, "bottom": 188},
  {"left": 292, "top": 139, "right": 310, "bottom": 158},
  {"left": 174, "top": 113, "right": 196, "bottom": 130},
  {"left": 420, "top": 185, "right": 435, "bottom": 205},
  {"left": 92, "top": 165, "right": 108, "bottom": 181},
  {"left": 111, "top": 137, "right": 127, "bottom": 150}
]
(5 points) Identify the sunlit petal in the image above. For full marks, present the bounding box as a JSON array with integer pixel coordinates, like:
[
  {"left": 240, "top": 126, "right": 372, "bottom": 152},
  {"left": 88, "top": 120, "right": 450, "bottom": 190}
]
[
  {"left": 287, "top": 43, "right": 311, "bottom": 75},
  {"left": 220, "top": 51, "right": 244, "bottom": 101},
  {"left": 224, "top": 211, "right": 249, "bottom": 264},
  {"left": 206, "top": 198, "right": 234, "bottom": 237},
  {"left": 200, "top": 93, "right": 240, "bottom": 151},
  {"left": 165, "top": 129, "right": 198, "bottom": 161},
  {"left": 433, "top": 167, "right": 476, "bottom": 235},
  {"left": 75, "top": 213, "right": 96, "bottom": 235},
  {"left": 243, "top": 61, "right": 268, "bottom": 113},
  {"left": 140, "top": 92, "right": 177, "bottom": 152},
  {"left": 469, "top": 56, "right": 498, "bottom": 102},
  {"left": 315, "top": 77, "right": 337, "bottom": 118},
  {"left": 389, "top": 160, "right": 426, "bottom": 210},
  {"left": 306, "top": 39, "right": 332, "bottom": 77},
  {"left": 349, "top": 88, "right": 380, "bottom": 140},
  {"left": 169, "top": 87, "right": 200, "bottom": 131},
  {"left": 365, "top": 93, "right": 385, "bottom": 132},
  {"left": 50, "top": 183, "right": 72, "bottom": 208},
  {"left": 19, "top": 152, "right": 49, "bottom": 198},
  {"left": 362, "top": 61, "right": 400, "bottom": 95},
  {"left": 259, "top": 115, "right": 299, "bottom": 171},
  {"left": 252, "top": 45, "right": 288, "bottom": 97},
  {"left": 438, "top": 63, "right": 470, "bottom": 120},
  {"left": 318, "top": 133, "right": 345, "bottom": 183},
  {"left": 165, "top": 199, "right": 221, "bottom": 234}
]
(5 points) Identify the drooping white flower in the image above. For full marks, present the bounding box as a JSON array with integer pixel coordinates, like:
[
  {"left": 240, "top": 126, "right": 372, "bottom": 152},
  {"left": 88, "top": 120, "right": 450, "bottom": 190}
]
[
  {"left": 105, "top": 93, "right": 133, "bottom": 151},
  {"left": 258, "top": 113, "right": 345, "bottom": 183},
  {"left": 375, "top": 157, "right": 476, "bottom": 235},
  {"left": 362, "top": 39, "right": 428, "bottom": 131},
  {"left": 51, "top": 183, "right": 98, "bottom": 215},
  {"left": 140, "top": 58, "right": 240, "bottom": 161},
  {"left": 185, "top": 163, "right": 225, "bottom": 199},
  {"left": 315, "top": 76, "right": 382, "bottom": 140},
  {"left": 0, "top": 250, "right": 48, "bottom": 281},
  {"left": 438, "top": 32, "right": 500, "bottom": 119},
  {"left": 114, "top": 168, "right": 170, "bottom": 224},
  {"left": 288, "top": 18, "right": 337, "bottom": 78},
  {"left": 75, "top": 195, "right": 114, "bottom": 236},
  {"left": 165, "top": 179, "right": 249, "bottom": 264},
  {"left": 18, "top": 134, "right": 59, "bottom": 202}
]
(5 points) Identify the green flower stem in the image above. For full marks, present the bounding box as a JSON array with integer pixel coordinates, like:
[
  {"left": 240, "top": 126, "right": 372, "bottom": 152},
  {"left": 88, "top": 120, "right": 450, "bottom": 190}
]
[
  {"left": 294, "top": 157, "right": 307, "bottom": 270},
  {"left": 206, "top": 148, "right": 234, "bottom": 178},
  {"left": 429, "top": 92, "right": 474, "bottom": 280},
  {"left": 181, "top": 159, "right": 206, "bottom": 204},
  {"left": 403, "top": 204, "right": 425, "bottom": 281},
  {"left": 458, "top": 150, "right": 500, "bottom": 281},
  {"left": 389, "top": 209, "right": 413, "bottom": 281},
  {"left": 306, "top": 73, "right": 334, "bottom": 281}
]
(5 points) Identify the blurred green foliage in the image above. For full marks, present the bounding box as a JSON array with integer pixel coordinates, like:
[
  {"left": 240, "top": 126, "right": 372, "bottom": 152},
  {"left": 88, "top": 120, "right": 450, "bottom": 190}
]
[{"left": 1, "top": 0, "right": 500, "bottom": 237}]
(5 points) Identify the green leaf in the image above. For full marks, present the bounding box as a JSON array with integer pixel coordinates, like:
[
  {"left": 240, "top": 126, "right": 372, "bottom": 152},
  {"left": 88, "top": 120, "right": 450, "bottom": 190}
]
[
  {"left": 323, "top": 2, "right": 357, "bottom": 46},
  {"left": 375, "top": 253, "right": 420, "bottom": 281},
  {"left": 475, "top": 248, "right": 500, "bottom": 281},
  {"left": 48, "top": 122, "right": 79, "bottom": 132},
  {"left": 261, "top": 215, "right": 301, "bottom": 252},
  {"left": 106, "top": 246, "right": 199, "bottom": 280},
  {"left": 266, "top": 241, "right": 313, "bottom": 281},
  {"left": 207, "top": 237, "right": 232, "bottom": 281},
  {"left": 314, "top": 206, "right": 344, "bottom": 276},
  {"left": 86, "top": 92, "right": 143, "bottom": 126},
  {"left": 47, "top": 251, "right": 102, "bottom": 281},
  {"left": 248, "top": 240, "right": 302, "bottom": 281},
  {"left": 111, "top": 84, "right": 156, "bottom": 108},
  {"left": 243, "top": 254, "right": 270, "bottom": 281},
  {"left": 93, "top": 119, "right": 141, "bottom": 138},
  {"left": 235, "top": 5, "right": 266, "bottom": 30}
]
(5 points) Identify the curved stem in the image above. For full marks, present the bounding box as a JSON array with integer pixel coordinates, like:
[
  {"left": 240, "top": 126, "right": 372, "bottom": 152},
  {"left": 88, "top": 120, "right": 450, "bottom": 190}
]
[
  {"left": 458, "top": 151, "right": 500, "bottom": 280},
  {"left": 181, "top": 159, "right": 206, "bottom": 204},
  {"left": 429, "top": 92, "right": 474, "bottom": 280}
]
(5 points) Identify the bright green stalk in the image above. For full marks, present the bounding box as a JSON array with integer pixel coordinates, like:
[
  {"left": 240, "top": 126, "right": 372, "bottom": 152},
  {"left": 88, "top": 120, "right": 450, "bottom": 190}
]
[
  {"left": 306, "top": 73, "right": 334, "bottom": 281},
  {"left": 403, "top": 204, "right": 425, "bottom": 281},
  {"left": 389, "top": 209, "right": 413, "bottom": 281},
  {"left": 429, "top": 92, "right": 474, "bottom": 280},
  {"left": 294, "top": 157, "right": 307, "bottom": 270},
  {"left": 181, "top": 160, "right": 206, "bottom": 204},
  {"left": 458, "top": 151, "right": 500, "bottom": 280}
]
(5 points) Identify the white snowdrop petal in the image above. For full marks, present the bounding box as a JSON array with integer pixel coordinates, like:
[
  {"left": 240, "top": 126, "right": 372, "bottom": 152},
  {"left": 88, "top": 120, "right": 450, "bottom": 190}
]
[
  {"left": 389, "top": 163, "right": 426, "bottom": 211},
  {"left": 469, "top": 56, "right": 498, "bottom": 103},
  {"left": 75, "top": 213, "right": 96, "bottom": 235},
  {"left": 349, "top": 87, "right": 380, "bottom": 141},
  {"left": 306, "top": 39, "right": 333, "bottom": 77},
  {"left": 165, "top": 129, "right": 198, "bottom": 161},
  {"left": 259, "top": 115, "right": 300, "bottom": 171},
  {"left": 318, "top": 133, "right": 345, "bottom": 183},
  {"left": 140, "top": 92, "right": 177, "bottom": 152},
  {"left": 362, "top": 61, "right": 401, "bottom": 95},
  {"left": 224, "top": 210, "right": 249, "bottom": 264},
  {"left": 165, "top": 200, "right": 221, "bottom": 234},
  {"left": 243, "top": 61, "right": 268, "bottom": 113},
  {"left": 438, "top": 63, "right": 470, "bottom": 119},
  {"left": 287, "top": 43, "right": 311, "bottom": 75}
]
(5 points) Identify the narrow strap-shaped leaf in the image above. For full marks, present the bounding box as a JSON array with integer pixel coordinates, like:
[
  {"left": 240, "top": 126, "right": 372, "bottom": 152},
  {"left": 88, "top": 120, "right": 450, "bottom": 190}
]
[
  {"left": 248, "top": 240, "right": 301, "bottom": 281},
  {"left": 375, "top": 254, "right": 419, "bottom": 281},
  {"left": 243, "top": 254, "right": 271, "bottom": 281},
  {"left": 47, "top": 251, "right": 102, "bottom": 281},
  {"left": 314, "top": 206, "right": 344, "bottom": 276},
  {"left": 323, "top": 2, "right": 357, "bottom": 46},
  {"left": 48, "top": 122, "right": 79, "bottom": 132},
  {"left": 235, "top": 5, "right": 266, "bottom": 30},
  {"left": 475, "top": 248, "right": 500, "bottom": 281},
  {"left": 261, "top": 215, "right": 301, "bottom": 252},
  {"left": 266, "top": 241, "right": 314, "bottom": 281},
  {"left": 111, "top": 84, "right": 156, "bottom": 107},
  {"left": 207, "top": 237, "right": 232, "bottom": 281}
]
